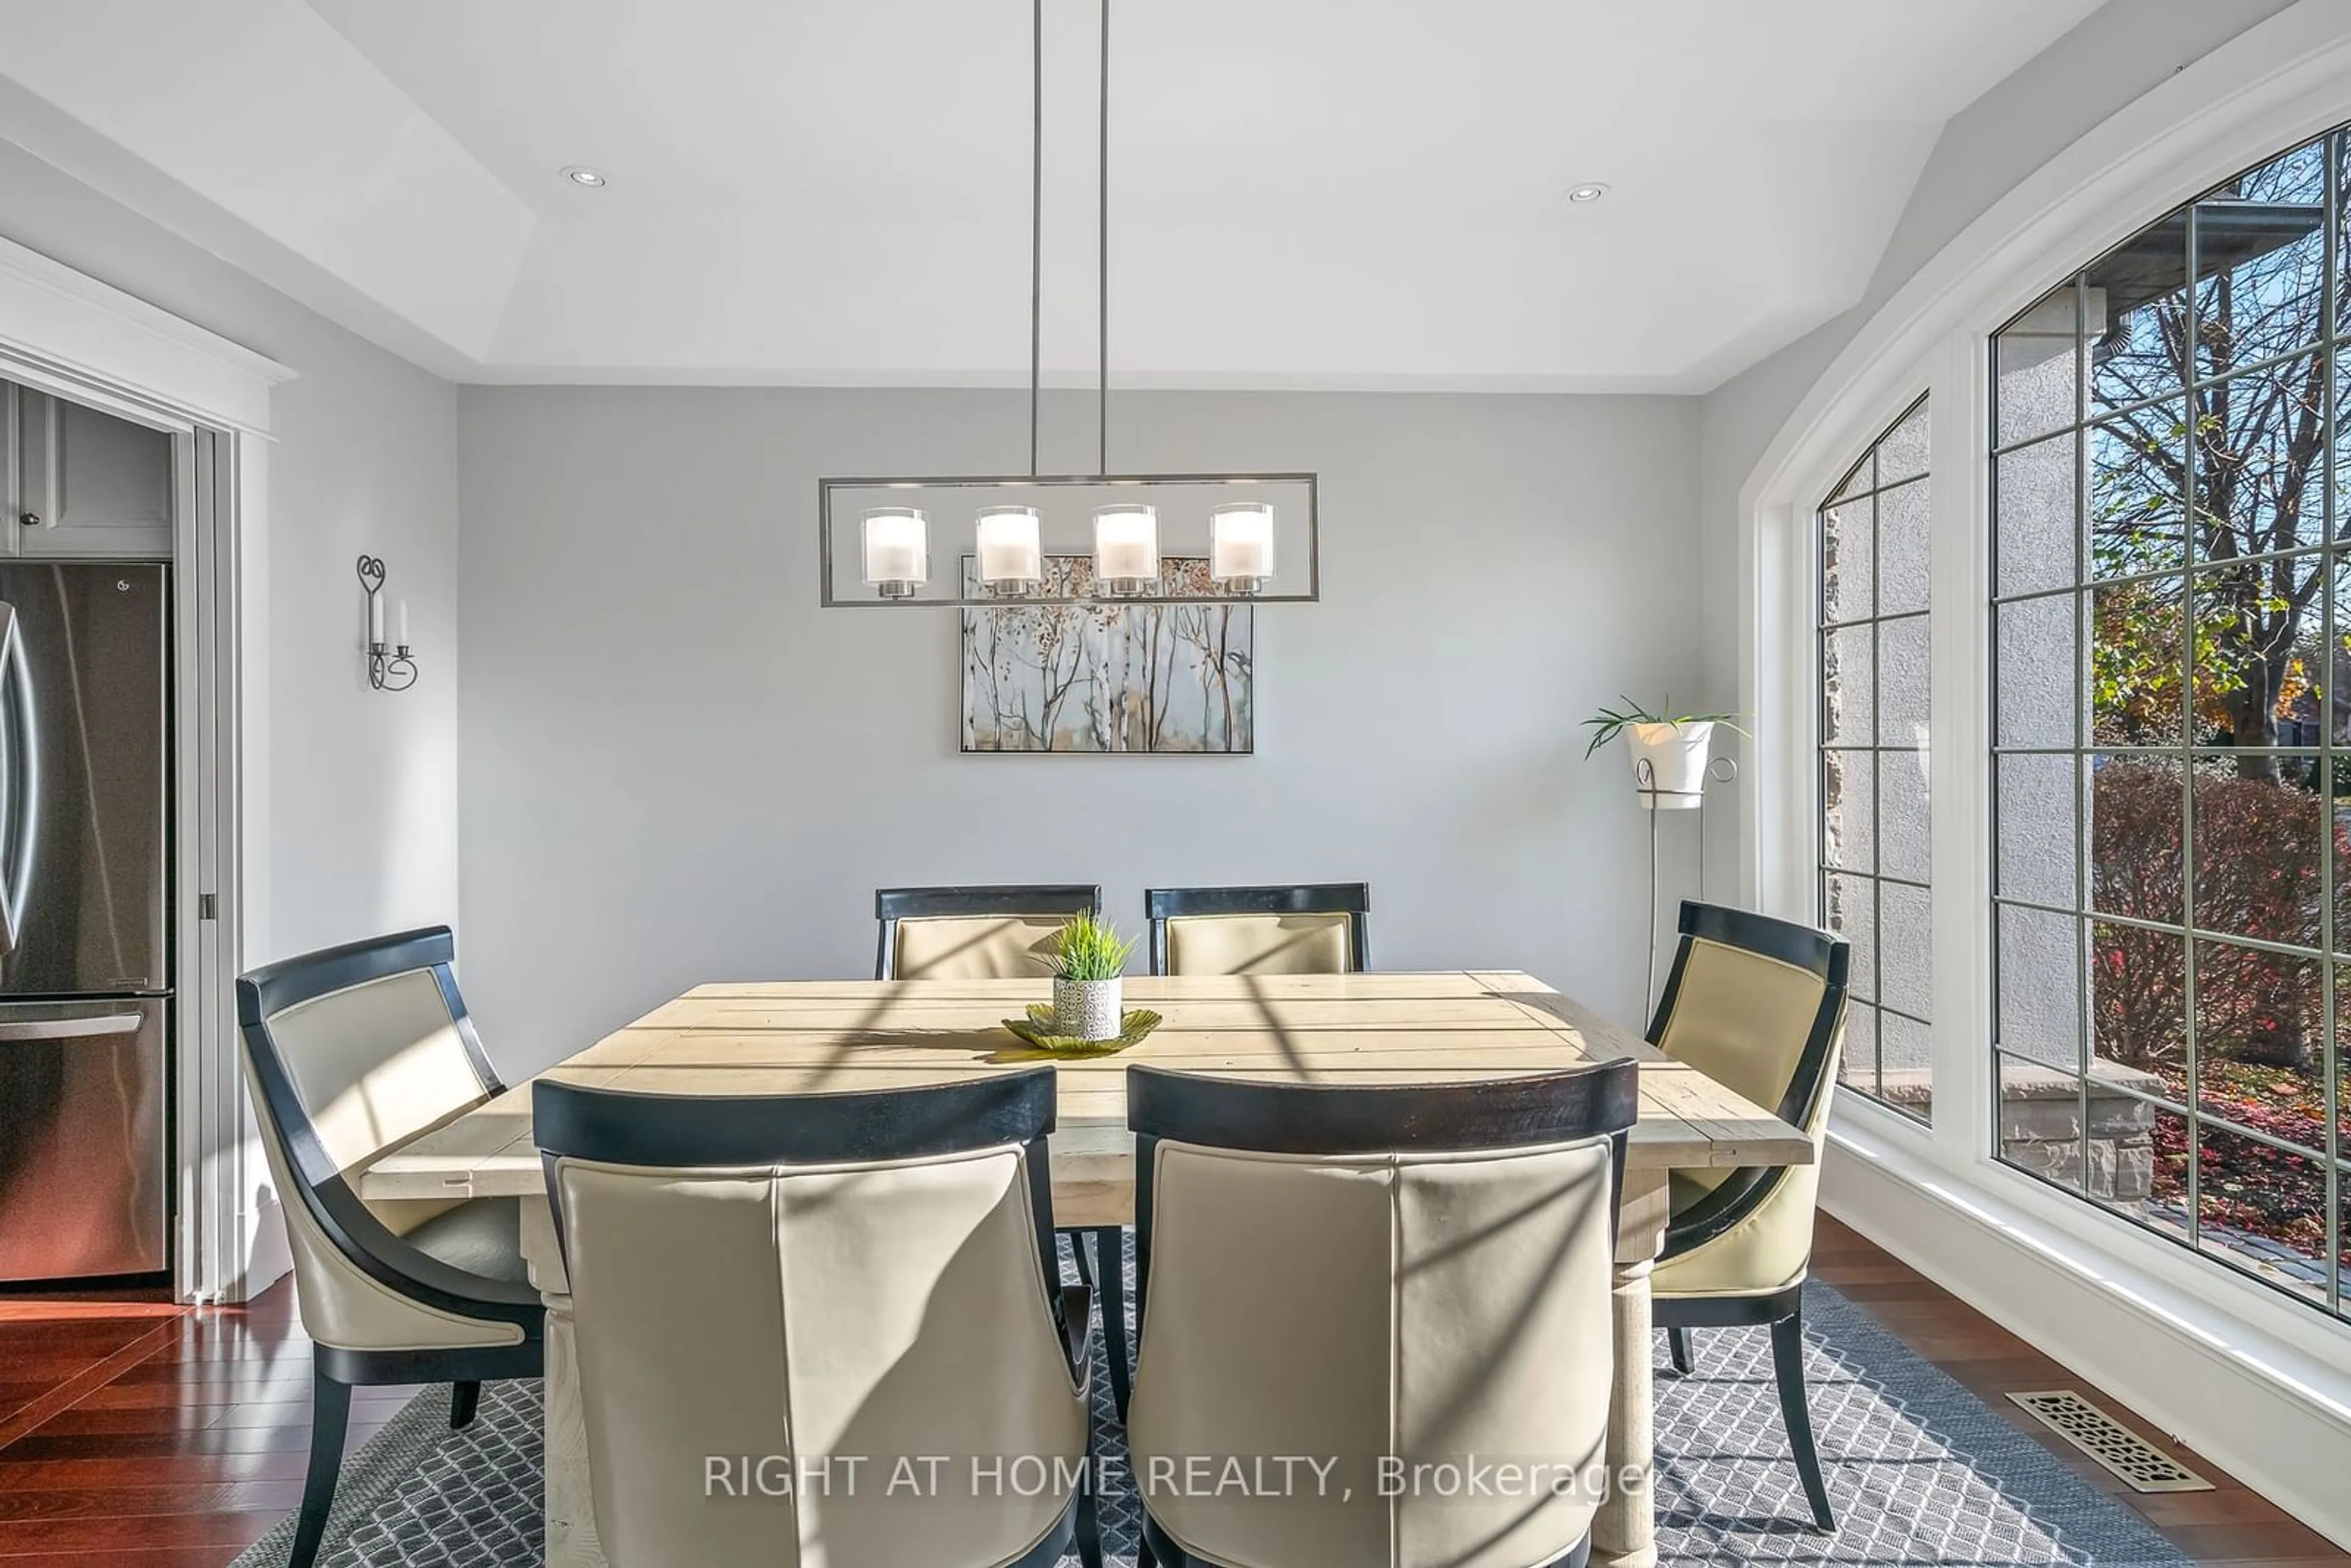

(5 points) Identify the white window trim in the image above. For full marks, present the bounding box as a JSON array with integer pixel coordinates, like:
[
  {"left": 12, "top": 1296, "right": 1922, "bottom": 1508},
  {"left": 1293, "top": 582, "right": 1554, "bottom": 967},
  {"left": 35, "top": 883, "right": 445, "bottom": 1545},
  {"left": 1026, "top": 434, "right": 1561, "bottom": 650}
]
[
  {"left": 0, "top": 228, "right": 294, "bottom": 1304},
  {"left": 1740, "top": 2, "right": 2351, "bottom": 1550}
]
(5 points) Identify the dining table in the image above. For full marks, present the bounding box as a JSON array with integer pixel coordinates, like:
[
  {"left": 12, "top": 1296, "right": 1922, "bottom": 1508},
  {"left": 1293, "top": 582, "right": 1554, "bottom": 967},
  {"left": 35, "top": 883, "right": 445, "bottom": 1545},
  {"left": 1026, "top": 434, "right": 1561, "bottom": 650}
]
[{"left": 358, "top": 969, "right": 1814, "bottom": 1568}]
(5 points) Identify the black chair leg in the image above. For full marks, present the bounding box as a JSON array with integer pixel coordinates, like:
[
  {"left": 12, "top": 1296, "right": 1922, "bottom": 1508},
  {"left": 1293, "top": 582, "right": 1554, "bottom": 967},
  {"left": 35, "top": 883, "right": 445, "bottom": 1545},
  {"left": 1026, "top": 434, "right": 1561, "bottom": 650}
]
[
  {"left": 1770, "top": 1306, "right": 1835, "bottom": 1532},
  {"left": 449, "top": 1379, "right": 481, "bottom": 1429},
  {"left": 1667, "top": 1326, "right": 1694, "bottom": 1376},
  {"left": 1068, "top": 1226, "right": 1096, "bottom": 1288},
  {"left": 1090, "top": 1226, "right": 1131, "bottom": 1420},
  {"left": 291, "top": 1368, "right": 353, "bottom": 1568},
  {"left": 1073, "top": 1456, "right": 1103, "bottom": 1568}
]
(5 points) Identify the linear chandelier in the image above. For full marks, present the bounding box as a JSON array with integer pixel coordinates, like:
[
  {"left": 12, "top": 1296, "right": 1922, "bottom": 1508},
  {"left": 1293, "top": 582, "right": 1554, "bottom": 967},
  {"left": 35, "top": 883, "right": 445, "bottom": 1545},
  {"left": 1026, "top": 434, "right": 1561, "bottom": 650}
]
[{"left": 816, "top": 0, "right": 1320, "bottom": 609}]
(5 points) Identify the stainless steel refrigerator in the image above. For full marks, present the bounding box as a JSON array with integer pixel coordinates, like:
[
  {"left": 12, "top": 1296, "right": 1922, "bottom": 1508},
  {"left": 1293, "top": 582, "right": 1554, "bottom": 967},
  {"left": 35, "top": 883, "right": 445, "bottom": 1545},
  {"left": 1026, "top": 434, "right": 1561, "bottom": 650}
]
[{"left": 0, "top": 563, "right": 170, "bottom": 1284}]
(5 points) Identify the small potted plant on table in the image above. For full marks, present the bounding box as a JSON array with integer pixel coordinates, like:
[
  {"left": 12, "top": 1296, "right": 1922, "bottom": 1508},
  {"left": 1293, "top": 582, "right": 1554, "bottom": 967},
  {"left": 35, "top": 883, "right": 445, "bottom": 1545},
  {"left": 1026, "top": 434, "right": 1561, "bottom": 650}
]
[{"left": 1050, "top": 912, "right": 1137, "bottom": 1041}]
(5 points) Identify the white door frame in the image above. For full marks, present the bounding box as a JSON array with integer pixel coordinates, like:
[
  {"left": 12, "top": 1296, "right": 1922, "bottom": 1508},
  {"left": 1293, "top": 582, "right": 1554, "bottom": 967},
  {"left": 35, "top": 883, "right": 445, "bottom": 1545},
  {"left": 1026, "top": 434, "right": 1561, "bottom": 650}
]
[{"left": 0, "top": 230, "right": 292, "bottom": 1304}]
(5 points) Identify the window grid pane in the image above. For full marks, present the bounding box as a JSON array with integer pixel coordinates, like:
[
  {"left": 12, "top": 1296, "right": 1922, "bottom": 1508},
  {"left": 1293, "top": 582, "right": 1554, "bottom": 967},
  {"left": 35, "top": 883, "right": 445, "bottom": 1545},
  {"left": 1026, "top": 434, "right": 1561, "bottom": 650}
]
[
  {"left": 1989, "top": 123, "right": 2347, "bottom": 1318},
  {"left": 1821, "top": 393, "right": 1931, "bottom": 1125}
]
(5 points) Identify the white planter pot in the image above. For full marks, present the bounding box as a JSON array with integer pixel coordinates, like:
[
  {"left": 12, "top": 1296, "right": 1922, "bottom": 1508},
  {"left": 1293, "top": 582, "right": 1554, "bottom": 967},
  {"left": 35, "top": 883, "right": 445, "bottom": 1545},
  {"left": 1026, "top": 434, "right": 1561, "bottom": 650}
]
[
  {"left": 1628, "top": 721, "right": 1712, "bottom": 810},
  {"left": 1052, "top": 977, "right": 1123, "bottom": 1041}
]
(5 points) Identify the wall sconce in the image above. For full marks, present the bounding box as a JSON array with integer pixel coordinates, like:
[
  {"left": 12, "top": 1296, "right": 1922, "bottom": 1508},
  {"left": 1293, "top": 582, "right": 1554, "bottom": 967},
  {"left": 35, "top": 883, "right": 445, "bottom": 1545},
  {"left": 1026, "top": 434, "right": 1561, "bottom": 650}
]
[{"left": 356, "top": 555, "right": 418, "bottom": 692}]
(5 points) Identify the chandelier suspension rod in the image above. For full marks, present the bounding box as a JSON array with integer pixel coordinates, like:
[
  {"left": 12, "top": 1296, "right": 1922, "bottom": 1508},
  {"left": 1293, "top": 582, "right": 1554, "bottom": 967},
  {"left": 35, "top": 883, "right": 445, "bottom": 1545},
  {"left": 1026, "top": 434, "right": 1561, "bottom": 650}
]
[
  {"left": 1029, "top": 0, "right": 1042, "bottom": 478},
  {"left": 1099, "top": 0, "right": 1110, "bottom": 478},
  {"left": 820, "top": 0, "right": 1318, "bottom": 612}
]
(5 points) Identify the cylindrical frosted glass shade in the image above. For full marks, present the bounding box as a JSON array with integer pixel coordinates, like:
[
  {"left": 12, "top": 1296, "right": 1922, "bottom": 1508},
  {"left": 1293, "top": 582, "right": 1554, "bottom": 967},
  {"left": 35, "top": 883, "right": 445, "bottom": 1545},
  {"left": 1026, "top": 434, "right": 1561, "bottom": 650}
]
[
  {"left": 1210, "top": 503, "right": 1276, "bottom": 584},
  {"left": 974, "top": 506, "right": 1043, "bottom": 587},
  {"left": 1093, "top": 504, "right": 1159, "bottom": 588},
  {"left": 861, "top": 507, "right": 929, "bottom": 594}
]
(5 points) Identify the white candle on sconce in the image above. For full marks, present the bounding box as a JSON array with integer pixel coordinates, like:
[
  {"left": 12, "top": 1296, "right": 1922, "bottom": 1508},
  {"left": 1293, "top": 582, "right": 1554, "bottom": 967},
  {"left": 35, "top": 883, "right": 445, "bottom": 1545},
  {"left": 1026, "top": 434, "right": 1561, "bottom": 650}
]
[
  {"left": 861, "top": 507, "right": 929, "bottom": 598},
  {"left": 396, "top": 600, "right": 410, "bottom": 648},
  {"left": 975, "top": 506, "right": 1043, "bottom": 591},
  {"left": 1093, "top": 504, "right": 1159, "bottom": 592},
  {"left": 1210, "top": 503, "right": 1275, "bottom": 589},
  {"left": 369, "top": 591, "right": 384, "bottom": 646}
]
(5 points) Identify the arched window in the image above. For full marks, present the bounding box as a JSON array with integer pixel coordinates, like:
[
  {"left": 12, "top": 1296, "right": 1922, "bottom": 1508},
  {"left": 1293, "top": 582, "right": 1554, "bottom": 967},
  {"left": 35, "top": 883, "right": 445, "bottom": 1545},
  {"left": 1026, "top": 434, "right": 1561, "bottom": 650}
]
[
  {"left": 1820, "top": 396, "right": 1932, "bottom": 1124},
  {"left": 1991, "top": 127, "right": 2345, "bottom": 1318}
]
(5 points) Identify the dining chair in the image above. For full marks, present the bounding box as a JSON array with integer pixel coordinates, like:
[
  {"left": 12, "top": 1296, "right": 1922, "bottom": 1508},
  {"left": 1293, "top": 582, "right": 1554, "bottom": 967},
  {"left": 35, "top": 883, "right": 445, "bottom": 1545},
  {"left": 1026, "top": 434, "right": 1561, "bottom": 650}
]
[
  {"left": 1143, "top": 882, "right": 1370, "bottom": 975},
  {"left": 871, "top": 882, "right": 1132, "bottom": 1416},
  {"left": 1122, "top": 1057, "right": 1640, "bottom": 1568},
  {"left": 873, "top": 883, "right": 1101, "bottom": 980},
  {"left": 533, "top": 1068, "right": 1098, "bottom": 1568},
  {"left": 1643, "top": 899, "right": 1850, "bottom": 1532},
  {"left": 235, "top": 928, "right": 543, "bottom": 1568}
]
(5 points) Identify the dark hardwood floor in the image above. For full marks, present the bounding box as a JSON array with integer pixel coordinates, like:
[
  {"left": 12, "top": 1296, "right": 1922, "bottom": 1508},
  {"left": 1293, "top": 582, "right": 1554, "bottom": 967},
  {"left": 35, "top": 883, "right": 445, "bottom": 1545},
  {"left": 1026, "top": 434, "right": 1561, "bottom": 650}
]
[
  {"left": 0, "top": 1289, "right": 417, "bottom": 1566},
  {"left": 0, "top": 1217, "right": 2340, "bottom": 1564},
  {"left": 1807, "top": 1218, "right": 2348, "bottom": 1568}
]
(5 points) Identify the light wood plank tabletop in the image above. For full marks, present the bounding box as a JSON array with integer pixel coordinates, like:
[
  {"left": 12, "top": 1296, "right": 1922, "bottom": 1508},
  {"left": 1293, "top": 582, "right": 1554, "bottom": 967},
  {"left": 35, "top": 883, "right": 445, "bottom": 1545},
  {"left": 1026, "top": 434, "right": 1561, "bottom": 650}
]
[
  {"left": 358, "top": 970, "right": 1810, "bottom": 1568},
  {"left": 362, "top": 971, "right": 1811, "bottom": 1209}
]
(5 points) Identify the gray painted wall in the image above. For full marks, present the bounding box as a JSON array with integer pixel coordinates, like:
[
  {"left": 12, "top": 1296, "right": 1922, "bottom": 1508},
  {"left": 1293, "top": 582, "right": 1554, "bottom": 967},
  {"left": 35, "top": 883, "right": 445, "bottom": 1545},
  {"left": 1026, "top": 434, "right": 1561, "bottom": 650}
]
[
  {"left": 0, "top": 138, "right": 462, "bottom": 962},
  {"left": 457, "top": 386, "right": 1701, "bottom": 1076}
]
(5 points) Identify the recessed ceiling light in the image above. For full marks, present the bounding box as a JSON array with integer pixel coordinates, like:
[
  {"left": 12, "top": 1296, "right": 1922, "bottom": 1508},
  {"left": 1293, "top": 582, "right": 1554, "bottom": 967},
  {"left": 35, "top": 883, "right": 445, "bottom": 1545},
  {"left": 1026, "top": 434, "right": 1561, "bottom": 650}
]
[
  {"left": 1565, "top": 182, "right": 1611, "bottom": 204},
  {"left": 561, "top": 165, "right": 608, "bottom": 189}
]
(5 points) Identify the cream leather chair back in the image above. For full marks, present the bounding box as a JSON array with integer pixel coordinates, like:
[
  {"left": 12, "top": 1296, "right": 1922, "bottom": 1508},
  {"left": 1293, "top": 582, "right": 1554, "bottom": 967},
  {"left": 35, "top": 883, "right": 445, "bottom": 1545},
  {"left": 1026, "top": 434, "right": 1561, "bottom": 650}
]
[
  {"left": 260, "top": 964, "right": 484, "bottom": 1179},
  {"left": 1146, "top": 883, "right": 1370, "bottom": 975},
  {"left": 1644, "top": 901, "right": 1848, "bottom": 1272},
  {"left": 874, "top": 883, "right": 1101, "bottom": 980},
  {"left": 237, "top": 928, "right": 534, "bottom": 1353},
  {"left": 1123, "top": 1060, "right": 1638, "bottom": 1568},
  {"left": 237, "top": 928, "right": 543, "bottom": 1568},
  {"left": 534, "top": 1068, "right": 1095, "bottom": 1568},
  {"left": 1648, "top": 918, "right": 1833, "bottom": 1141}
]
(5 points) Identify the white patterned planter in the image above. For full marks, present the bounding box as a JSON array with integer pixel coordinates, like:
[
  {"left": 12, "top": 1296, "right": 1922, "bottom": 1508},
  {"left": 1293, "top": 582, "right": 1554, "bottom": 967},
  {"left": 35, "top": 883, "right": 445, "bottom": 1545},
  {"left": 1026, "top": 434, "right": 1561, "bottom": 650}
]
[
  {"left": 1629, "top": 721, "right": 1714, "bottom": 810},
  {"left": 1053, "top": 978, "right": 1123, "bottom": 1041}
]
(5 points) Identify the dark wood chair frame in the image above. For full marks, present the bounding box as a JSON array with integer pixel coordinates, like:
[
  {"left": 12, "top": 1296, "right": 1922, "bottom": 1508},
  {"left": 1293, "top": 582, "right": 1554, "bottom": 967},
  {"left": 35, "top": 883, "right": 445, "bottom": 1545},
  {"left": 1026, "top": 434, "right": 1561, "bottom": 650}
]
[
  {"left": 872, "top": 883, "right": 1103, "bottom": 980},
  {"left": 1142, "top": 882, "right": 1371, "bottom": 975},
  {"left": 1643, "top": 899, "right": 1850, "bottom": 1534},
  {"left": 1119, "top": 1059, "right": 1640, "bottom": 1568},
  {"left": 869, "top": 882, "right": 1136, "bottom": 1417},
  {"left": 534, "top": 1067, "right": 1100, "bottom": 1568},
  {"left": 236, "top": 927, "right": 544, "bottom": 1568}
]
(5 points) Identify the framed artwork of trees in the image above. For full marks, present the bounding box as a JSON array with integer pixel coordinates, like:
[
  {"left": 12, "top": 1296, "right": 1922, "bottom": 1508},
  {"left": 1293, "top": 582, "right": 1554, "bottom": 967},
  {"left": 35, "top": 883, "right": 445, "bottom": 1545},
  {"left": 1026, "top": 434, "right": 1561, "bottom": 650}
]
[{"left": 960, "top": 556, "right": 1253, "bottom": 754}]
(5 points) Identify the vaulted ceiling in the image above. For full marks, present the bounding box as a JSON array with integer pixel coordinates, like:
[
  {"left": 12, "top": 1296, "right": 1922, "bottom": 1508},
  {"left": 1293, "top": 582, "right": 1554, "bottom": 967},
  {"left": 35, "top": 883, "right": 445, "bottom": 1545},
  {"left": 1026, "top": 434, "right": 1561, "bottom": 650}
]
[{"left": 0, "top": 0, "right": 2107, "bottom": 390}]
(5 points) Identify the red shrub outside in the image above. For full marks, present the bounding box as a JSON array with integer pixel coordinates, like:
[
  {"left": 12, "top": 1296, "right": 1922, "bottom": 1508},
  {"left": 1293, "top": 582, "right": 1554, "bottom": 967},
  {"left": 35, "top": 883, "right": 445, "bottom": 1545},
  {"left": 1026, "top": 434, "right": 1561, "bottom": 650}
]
[{"left": 2090, "top": 760, "right": 2344, "bottom": 1274}]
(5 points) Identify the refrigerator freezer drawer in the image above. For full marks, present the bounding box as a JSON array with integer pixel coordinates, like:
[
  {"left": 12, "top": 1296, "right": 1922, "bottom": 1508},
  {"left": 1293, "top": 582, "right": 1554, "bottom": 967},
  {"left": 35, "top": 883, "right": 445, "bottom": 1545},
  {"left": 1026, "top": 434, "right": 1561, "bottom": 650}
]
[{"left": 0, "top": 999, "right": 167, "bottom": 1281}]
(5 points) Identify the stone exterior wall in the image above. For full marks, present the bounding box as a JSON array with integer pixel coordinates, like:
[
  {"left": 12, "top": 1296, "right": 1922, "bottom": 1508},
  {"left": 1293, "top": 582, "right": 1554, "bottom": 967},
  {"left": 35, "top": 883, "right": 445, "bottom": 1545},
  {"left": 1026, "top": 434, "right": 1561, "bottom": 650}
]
[{"left": 1876, "top": 1060, "right": 2162, "bottom": 1201}]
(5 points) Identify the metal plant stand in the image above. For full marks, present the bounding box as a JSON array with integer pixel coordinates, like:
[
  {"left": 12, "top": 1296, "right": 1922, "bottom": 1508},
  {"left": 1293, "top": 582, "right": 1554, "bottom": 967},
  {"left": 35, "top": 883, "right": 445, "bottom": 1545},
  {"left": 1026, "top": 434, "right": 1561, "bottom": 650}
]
[{"left": 1639, "top": 754, "right": 1739, "bottom": 1011}]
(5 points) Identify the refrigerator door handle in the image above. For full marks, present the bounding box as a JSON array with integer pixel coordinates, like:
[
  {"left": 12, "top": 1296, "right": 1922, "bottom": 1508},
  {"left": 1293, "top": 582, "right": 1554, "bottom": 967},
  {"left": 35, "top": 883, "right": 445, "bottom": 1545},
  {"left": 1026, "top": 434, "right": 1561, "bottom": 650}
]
[
  {"left": 0, "top": 1009, "right": 143, "bottom": 1043},
  {"left": 0, "top": 602, "right": 34, "bottom": 958}
]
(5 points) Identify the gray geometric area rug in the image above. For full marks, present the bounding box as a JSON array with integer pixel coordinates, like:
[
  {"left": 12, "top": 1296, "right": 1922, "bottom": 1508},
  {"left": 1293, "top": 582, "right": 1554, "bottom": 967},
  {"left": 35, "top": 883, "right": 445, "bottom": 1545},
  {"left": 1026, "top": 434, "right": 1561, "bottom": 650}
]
[{"left": 233, "top": 1258, "right": 2189, "bottom": 1567}]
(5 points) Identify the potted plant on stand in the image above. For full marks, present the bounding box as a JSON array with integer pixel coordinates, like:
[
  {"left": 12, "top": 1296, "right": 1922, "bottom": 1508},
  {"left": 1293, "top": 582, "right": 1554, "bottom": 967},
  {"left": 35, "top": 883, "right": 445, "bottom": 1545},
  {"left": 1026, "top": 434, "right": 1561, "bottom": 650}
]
[
  {"left": 1583, "top": 696, "right": 1748, "bottom": 1008},
  {"left": 1049, "top": 912, "right": 1138, "bottom": 1041},
  {"left": 1581, "top": 696, "right": 1748, "bottom": 808}
]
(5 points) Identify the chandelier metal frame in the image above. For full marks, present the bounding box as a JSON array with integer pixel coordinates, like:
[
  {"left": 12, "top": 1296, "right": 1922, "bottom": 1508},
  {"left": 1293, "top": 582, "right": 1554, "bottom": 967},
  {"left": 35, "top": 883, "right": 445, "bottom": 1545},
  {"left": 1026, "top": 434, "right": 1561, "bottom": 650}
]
[{"left": 814, "top": 0, "right": 1321, "bottom": 610}]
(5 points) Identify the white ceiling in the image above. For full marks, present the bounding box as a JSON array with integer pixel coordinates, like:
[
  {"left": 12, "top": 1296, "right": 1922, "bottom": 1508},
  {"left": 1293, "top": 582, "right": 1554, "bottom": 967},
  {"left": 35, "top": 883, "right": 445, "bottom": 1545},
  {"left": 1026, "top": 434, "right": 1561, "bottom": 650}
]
[{"left": 0, "top": 0, "right": 2107, "bottom": 391}]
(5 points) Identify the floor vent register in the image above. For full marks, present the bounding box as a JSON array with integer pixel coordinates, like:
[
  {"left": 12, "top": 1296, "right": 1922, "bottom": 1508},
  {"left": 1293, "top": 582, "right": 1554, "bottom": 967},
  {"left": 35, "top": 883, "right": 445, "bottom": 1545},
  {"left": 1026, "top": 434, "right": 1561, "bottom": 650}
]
[{"left": 2005, "top": 1390, "right": 2213, "bottom": 1493}]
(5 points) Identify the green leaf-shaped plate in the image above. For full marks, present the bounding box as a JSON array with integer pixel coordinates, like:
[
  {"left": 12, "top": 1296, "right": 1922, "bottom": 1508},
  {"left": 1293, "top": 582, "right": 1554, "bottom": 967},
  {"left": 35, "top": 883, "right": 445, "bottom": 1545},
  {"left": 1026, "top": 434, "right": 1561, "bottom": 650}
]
[{"left": 1002, "top": 1002, "right": 1163, "bottom": 1057}]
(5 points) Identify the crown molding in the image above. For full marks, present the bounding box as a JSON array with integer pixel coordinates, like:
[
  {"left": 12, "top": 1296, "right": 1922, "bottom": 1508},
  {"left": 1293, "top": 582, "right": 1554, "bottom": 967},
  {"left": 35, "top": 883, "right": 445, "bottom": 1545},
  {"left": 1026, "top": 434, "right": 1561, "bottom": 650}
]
[{"left": 0, "top": 230, "right": 294, "bottom": 433}]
